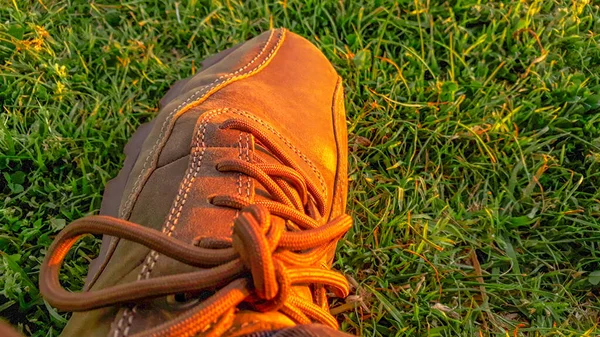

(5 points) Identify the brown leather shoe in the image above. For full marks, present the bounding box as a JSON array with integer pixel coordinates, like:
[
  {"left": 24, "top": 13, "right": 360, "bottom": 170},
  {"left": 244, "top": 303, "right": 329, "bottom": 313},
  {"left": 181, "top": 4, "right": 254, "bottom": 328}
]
[{"left": 40, "top": 28, "right": 351, "bottom": 337}]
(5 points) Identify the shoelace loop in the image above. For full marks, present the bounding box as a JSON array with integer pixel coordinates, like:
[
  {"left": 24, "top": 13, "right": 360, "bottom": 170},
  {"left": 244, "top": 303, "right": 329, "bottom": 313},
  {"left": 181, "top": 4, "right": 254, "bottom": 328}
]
[{"left": 40, "top": 117, "right": 352, "bottom": 336}]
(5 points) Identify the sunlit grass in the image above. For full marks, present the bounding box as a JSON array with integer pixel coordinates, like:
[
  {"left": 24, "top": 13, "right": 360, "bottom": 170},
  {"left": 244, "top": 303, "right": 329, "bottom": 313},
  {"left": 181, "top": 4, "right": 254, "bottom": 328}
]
[{"left": 1, "top": 1, "right": 600, "bottom": 336}]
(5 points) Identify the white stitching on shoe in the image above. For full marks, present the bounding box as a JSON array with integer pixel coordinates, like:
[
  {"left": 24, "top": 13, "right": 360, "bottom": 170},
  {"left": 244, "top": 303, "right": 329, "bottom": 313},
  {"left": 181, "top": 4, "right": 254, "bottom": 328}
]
[
  {"left": 96, "top": 31, "right": 289, "bottom": 308},
  {"left": 114, "top": 310, "right": 126, "bottom": 337},
  {"left": 121, "top": 107, "right": 326, "bottom": 336},
  {"left": 244, "top": 133, "right": 252, "bottom": 200},
  {"left": 119, "top": 29, "right": 278, "bottom": 221},
  {"left": 121, "top": 108, "right": 224, "bottom": 336},
  {"left": 116, "top": 29, "right": 285, "bottom": 337}
]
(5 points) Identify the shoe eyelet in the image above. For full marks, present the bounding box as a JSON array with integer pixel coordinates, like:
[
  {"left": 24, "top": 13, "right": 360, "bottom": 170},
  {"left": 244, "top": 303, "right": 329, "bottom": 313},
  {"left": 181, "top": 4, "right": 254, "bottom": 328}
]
[
  {"left": 207, "top": 195, "right": 216, "bottom": 205},
  {"left": 166, "top": 293, "right": 199, "bottom": 309}
]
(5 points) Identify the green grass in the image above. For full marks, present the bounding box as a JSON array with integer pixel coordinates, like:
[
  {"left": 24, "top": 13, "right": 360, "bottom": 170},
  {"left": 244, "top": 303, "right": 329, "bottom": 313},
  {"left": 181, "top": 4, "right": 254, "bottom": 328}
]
[{"left": 1, "top": 0, "right": 600, "bottom": 336}]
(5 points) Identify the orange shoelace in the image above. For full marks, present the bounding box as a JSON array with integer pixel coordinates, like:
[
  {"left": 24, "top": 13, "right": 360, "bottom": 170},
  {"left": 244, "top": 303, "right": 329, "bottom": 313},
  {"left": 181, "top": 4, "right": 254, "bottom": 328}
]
[{"left": 40, "top": 118, "right": 352, "bottom": 337}]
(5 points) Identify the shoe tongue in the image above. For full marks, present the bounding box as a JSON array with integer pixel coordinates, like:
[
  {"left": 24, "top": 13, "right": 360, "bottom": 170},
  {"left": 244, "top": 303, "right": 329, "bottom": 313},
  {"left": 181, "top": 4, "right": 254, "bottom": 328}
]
[
  {"left": 241, "top": 141, "right": 319, "bottom": 323},
  {"left": 252, "top": 141, "right": 280, "bottom": 165},
  {"left": 251, "top": 142, "right": 318, "bottom": 218},
  {"left": 250, "top": 142, "right": 288, "bottom": 209}
]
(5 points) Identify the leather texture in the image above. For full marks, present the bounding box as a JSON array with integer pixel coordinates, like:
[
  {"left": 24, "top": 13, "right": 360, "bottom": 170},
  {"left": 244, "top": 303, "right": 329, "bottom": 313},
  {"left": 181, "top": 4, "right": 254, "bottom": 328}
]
[{"left": 59, "top": 28, "right": 348, "bottom": 337}]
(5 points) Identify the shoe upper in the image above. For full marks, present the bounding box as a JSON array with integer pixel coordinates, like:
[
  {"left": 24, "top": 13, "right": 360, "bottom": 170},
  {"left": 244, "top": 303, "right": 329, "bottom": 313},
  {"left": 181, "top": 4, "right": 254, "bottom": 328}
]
[{"left": 41, "top": 28, "right": 350, "bottom": 337}]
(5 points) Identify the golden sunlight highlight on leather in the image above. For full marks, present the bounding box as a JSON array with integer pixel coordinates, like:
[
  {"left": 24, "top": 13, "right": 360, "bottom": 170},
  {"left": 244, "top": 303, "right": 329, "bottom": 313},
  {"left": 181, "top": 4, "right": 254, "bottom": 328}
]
[{"left": 40, "top": 118, "right": 352, "bottom": 337}]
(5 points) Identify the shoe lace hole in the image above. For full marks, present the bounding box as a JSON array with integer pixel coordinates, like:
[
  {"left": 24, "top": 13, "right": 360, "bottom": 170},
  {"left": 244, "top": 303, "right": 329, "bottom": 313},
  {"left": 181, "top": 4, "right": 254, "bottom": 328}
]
[
  {"left": 174, "top": 293, "right": 187, "bottom": 303},
  {"left": 166, "top": 293, "right": 199, "bottom": 309},
  {"left": 166, "top": 291, "right": 215, "bottom": 309}
]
